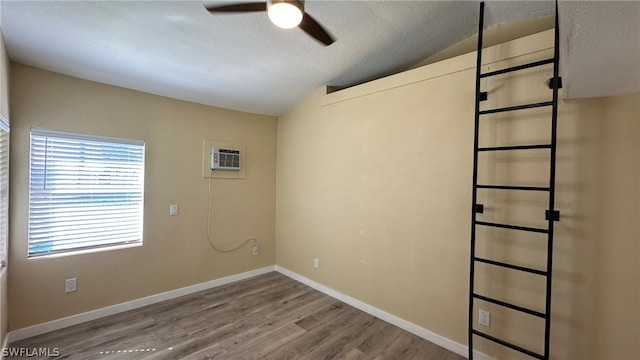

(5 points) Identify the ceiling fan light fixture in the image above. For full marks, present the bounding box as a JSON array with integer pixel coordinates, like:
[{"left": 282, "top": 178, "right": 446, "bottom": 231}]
[{"left": 267, "top": 0, "right": 303, "bottom": 29}]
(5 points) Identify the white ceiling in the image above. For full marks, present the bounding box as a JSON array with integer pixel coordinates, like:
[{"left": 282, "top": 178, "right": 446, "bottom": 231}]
[
  {"left": 0, "top": 1, "right": 638, "bottom": 116},
  {"left": 559, "top": 1, "right": 640, "bottom": 100}
]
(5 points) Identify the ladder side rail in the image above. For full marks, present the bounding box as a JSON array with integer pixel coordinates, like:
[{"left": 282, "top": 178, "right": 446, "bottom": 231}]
[
  {"left": 544, "top": 2, "right": 561, "bottom": 359},
  {"left": 468, "top": 2, "right": 485, "bottom": 359}
]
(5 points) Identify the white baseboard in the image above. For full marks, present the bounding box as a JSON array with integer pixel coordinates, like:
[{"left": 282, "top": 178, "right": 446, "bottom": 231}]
[
  {"left": 275, "top": 265, "right": 493, "bottom": 360},
  {"left": 6, "top": 265, "right": 275, "bottom": 344}
]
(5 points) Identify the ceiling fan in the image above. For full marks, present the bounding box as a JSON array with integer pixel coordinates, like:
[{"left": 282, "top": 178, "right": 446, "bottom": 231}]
[{"left": 205, "top": 0, "right": 335, "bottom": 46}]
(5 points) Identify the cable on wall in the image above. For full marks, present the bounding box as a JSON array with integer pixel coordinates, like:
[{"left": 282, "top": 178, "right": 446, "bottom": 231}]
[{"left": 206, "top": 170, "right": 257, "bottom": 252}]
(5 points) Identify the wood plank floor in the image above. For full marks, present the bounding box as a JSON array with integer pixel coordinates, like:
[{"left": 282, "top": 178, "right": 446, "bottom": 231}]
[{"left": 9, "top": 272, "right": 465, "bottom": 360}]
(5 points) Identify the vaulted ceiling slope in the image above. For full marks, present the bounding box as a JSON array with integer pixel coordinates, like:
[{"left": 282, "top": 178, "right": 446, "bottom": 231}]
[{"left": 1, "top": 1, "right": 638, "bottom": 116}]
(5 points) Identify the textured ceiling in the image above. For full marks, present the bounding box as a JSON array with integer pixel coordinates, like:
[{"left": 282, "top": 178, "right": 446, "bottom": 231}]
[
  {"left": 0, "top": 1, "right": 637, "bottom": 116},
  {"left": 558, "top": 1, "right": 640, "bottom": 100}
]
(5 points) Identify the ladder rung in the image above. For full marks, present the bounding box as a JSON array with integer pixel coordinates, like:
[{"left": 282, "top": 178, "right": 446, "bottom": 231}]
[
  {"left": 480, "top": 58, "right": 555, "bottom": 78},
  {"left": 476, "top": 221, "right": 548, "bottom": 234},
  {"left": 474, "top": 257, "right": 548, "bottom": 276},
  {"left": 473, "top": 293, "right": 546, "bottom": 318},
  {"left": 472, "top": 330, "right": 544, "bottom": 360},
  {"left": 479, "top": 101, "right": 553, "bottom": 115},
  {"left": 478, "top": 144, "right": 552, "bottom": 152},
  {"left": 476, "top": 184, "right": 550, "bottom": 191}
]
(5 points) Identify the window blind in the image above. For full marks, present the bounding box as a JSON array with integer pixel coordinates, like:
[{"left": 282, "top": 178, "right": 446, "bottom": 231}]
[
  {"left": 29, "top": 129, "right": 145, "bottom": 258},
  {"left": 0, "top": 116, "right": 8, "bottom": 267}
]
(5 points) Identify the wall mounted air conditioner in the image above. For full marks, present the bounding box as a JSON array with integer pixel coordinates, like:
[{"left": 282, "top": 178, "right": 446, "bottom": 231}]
[{"left": 211, "top": 148, "right": 241, "bottom": 171}]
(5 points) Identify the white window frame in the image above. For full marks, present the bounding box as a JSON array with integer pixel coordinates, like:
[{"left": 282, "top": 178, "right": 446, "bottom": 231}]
[
  {"left": 28, "top": 129, "right": 145, "bottom": 258},
  {"left": 0, "top": 115, "right": 8, "bottom": 268}
]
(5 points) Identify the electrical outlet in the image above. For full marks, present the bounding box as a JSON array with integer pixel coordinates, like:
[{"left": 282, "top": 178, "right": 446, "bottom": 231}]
[
  {"left": 253, "top": 244, "right": 259, "bottom": 256},
  {"left": 479, "top": 309, "right": 490, "bottom": 327},
  {"left": 169, "top": 204, "right": 178, "bottom": 216},
  {"left": 313, "top": 258, "right": 319, "bottom": 269},
  {"left": 65, "top": 278, "right": 77, "bottom": 293}
]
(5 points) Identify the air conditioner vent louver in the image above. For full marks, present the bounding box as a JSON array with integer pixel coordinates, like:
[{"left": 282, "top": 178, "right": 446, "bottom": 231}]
[{"left": 211, "top": 148, "right": 241, "bottom": 171}]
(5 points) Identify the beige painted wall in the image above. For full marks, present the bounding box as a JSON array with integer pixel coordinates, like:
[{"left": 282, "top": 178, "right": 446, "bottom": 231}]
[
  {"left": 8, "top": 64, "right": 277, "bottom": 330},
  {"left": 587, "top": 94, "right": 640, "bottom": 359},
  {"left": 0, "top": 27, "right": 9, "bottom": 346},
  {"left": 276, "top": 29, "right": 639, "bottom": 360}
]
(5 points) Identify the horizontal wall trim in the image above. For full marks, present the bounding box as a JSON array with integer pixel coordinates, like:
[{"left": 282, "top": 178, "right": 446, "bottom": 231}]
[
  {"left": 6, "top": 266, "right": 275, "bottom": 344},
  {"left": 321, "top": 29, "right": 555, "bottom": 107},
  {"left": 275, "top": 265, "right": 494, "bottom": 360}
]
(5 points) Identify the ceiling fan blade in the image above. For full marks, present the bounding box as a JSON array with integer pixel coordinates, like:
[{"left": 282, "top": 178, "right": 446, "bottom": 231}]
[
  {"left": 299, "top": 13, "right": 335, "bottom": 46},
  {"left": 205, "top": 2, "right": 266, "bottom": 13}
]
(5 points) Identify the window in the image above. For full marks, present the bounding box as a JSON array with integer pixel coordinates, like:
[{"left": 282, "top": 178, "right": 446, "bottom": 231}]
[
  {"left": 0, "top": 115, "right": 8, "bottom": 268},
  {"left": 28, "top": 129, "right": 145, "bottom": 258}
]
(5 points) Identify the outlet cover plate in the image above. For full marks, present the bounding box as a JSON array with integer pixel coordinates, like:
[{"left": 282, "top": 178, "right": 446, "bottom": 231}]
[
  {"left": 479, "top": 309, "right": 490, "bottom": 327},
  {"left": 65, "top": 278, "right": 77, "bottom": 293}
]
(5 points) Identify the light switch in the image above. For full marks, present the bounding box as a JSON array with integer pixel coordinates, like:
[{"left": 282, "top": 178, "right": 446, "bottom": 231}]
[{"left": 169, "top": 204, "right": 178, "bottom": 216}]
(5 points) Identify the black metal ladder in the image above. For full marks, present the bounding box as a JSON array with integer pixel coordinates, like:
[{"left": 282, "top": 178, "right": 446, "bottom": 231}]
[{"left": 468, "top": 2, "right": 561, "bottom": 359}]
